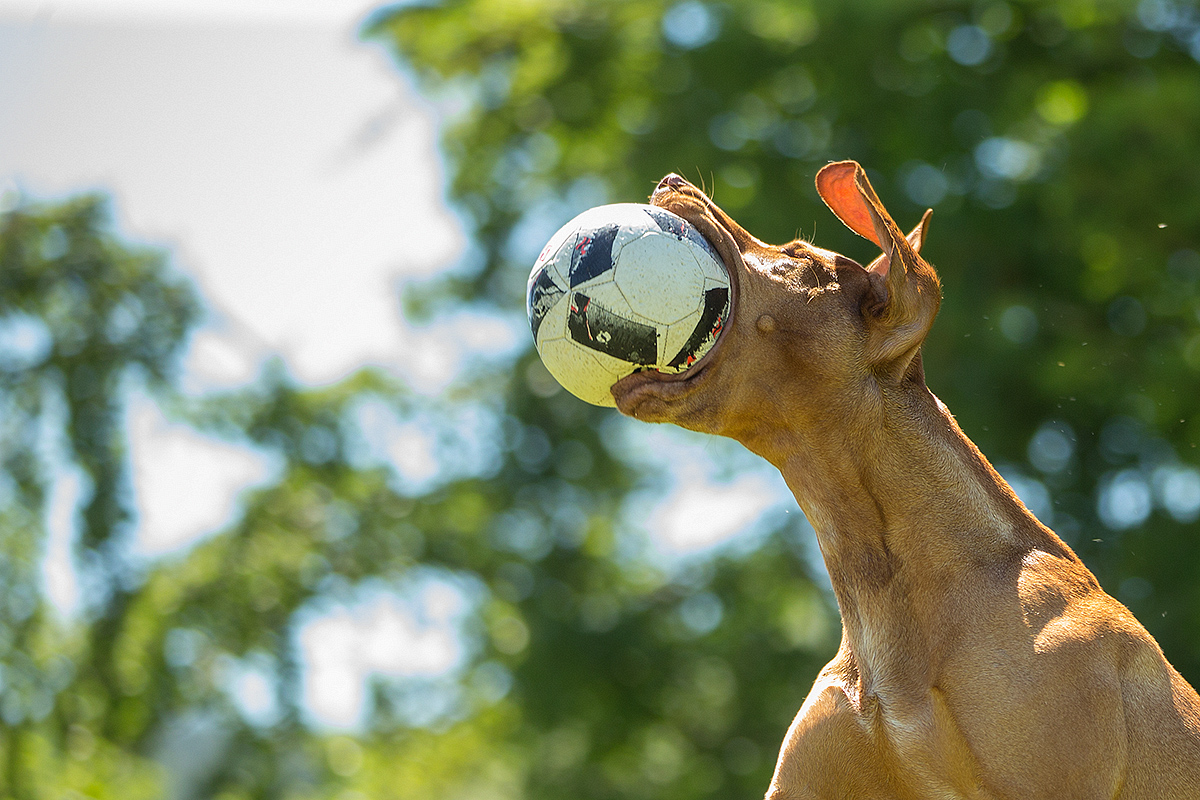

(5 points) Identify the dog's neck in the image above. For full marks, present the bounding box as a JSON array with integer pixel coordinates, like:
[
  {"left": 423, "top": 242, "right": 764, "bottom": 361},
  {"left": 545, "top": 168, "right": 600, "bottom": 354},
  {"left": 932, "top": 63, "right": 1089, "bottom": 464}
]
[{"left": 743, "top": 376, "right": 1073, "bottom": 702}]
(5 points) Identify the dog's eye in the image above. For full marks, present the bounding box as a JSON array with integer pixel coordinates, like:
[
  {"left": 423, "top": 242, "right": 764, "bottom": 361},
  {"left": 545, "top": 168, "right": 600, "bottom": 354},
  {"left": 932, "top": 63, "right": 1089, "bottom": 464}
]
[
  {"left": 783, "top": 247, "right": 817, "bottom": 271},
  {"left": 781, "top": 241, "right": 812, "bottom": 258}
]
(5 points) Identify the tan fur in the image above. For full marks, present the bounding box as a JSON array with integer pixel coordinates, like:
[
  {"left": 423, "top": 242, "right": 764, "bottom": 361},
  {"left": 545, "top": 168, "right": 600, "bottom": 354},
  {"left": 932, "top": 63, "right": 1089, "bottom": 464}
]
[{"left": 611, "top": 164, "right": 1200, "bottom": 799}]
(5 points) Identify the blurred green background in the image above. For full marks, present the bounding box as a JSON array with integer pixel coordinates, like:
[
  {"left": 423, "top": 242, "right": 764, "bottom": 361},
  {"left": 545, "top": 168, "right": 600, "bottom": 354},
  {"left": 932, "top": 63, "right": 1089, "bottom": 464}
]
[{"left": 2, "top": 0, "right": 1200, "bottom": 797}]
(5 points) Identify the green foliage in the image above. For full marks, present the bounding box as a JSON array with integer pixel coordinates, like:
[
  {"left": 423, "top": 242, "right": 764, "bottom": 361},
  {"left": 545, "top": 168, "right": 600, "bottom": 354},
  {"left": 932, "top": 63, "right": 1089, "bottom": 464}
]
[
  {"left": 365, "top": 0, "right": 1200, "bottom": 793},
  {"left": 3, "top": 0, "right": 1200, "bottom": 797},
  {"left": 0, "top": 186, "right": 829, "bottom": 799},
  {"left": 0, "top": 195, "right": 199, "bottom": 797},
  {"left": 370, "top": 0, "right": 1200, "bottom": 629}
]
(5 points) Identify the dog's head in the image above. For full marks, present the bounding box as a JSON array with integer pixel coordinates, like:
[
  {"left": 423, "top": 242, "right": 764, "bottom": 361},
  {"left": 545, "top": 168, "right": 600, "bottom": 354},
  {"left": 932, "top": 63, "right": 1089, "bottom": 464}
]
[{"left": 611, "top": 161, "right": 941, "bottom": 451}]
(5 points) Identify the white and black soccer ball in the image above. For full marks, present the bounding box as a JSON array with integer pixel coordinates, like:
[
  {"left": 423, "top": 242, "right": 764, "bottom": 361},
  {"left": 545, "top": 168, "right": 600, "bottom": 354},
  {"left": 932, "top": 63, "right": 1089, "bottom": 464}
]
[{"left": 527, "top": 203, "right": 731, "bottom": 407}]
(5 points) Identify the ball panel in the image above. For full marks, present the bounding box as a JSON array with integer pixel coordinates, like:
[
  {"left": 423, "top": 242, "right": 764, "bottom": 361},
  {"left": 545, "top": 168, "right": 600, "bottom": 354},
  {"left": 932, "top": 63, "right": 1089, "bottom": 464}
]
[
  {"left": 644, "top": 205, "right": 688, "bottom": 238},
  {"left": 686, "top": 227, "right": 725, "bottom": 276},
  {"left": 579, "top": 277, "right": 667, "bottom": 329},
  {"left": 533, "top": 224, "right": 577, "bottom": 276},
  {"left": 536, "top": 334, "right": 623, "bottom": 408},
  {"left": 528, "top": 226, "right": 575, "bottom": 324},
  {"left": 658, "top": 303, "right": 704, "bottom": 369},
  {"left": 527, "top": 265, "right": 566, "bottom": 340},
  {"left": 645, "top": 206, "right": 726, "bottom": 277},
  {"left": 542, "top": 232, "right": 575, "bottom": 286},
  {"left": 567, "top": 291, "right": 658, "bottom": 366},
  {"left": 567, "top": 224, "right": 620, "bottom": 288},
  {"left": 612, "top": 233, "right": 706, "bottom": 324},
  {"left": 533, "top": 287, "right": 571, "bottom": 349},
  {"left": 570, "top": 202, "right": 660, "bottom": 229},
  {"left": 610, "top": 221, "right": 651, "bottom": 256},
  {"left": 664, "top": 286, "right": 729, "bottom": 371},
  {"left": 694, "top": 242, "right": 728, "bottom": 284}
]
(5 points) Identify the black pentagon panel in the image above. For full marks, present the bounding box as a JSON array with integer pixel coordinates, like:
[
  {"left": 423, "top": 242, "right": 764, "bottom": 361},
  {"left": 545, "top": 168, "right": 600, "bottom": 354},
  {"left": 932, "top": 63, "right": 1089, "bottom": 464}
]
[
  {"left": 568, "top": 224, "right": 620, "bottom": 287},
  {"left": 528, "top": 267, "right": 564, "bottom": 340},
  {"left": 667, "top": 287, "right": 729, "bottom": 370},
  {"left": 567, "top": 292, "right": 657, "bottom": 365},
  {"left": 685, "top": 225, "right": 723, "bottom": 267},
  {"left": 645, "top": 206, "right": 688, "bottom": 238}
]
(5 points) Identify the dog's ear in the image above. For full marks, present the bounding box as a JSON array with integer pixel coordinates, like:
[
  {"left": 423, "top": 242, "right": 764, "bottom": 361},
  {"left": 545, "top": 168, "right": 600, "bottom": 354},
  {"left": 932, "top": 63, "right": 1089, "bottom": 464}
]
[{"left": 816, "top": 160, "right": 941, "bottom": 378}]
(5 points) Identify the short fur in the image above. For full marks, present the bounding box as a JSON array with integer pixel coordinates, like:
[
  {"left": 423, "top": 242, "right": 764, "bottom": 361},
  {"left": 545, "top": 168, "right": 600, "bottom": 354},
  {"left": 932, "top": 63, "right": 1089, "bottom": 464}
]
[{"left": 611, "top": 163, "right": 1200, "bottom": 799}]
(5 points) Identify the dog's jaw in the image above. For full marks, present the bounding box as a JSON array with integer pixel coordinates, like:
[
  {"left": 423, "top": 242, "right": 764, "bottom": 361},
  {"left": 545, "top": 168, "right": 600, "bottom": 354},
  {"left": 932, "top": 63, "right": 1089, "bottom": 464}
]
[
  {"left": 608, "top": 175, "right": 744, "bottom": 423},
  {"left": 609, "top": 173, "right": 861, "bottom": 446}
]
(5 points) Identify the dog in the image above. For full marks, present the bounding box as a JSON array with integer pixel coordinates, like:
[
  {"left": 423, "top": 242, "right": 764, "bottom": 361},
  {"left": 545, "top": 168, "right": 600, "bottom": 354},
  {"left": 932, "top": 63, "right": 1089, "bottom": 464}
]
[{"left": 611, "top": 162, "right": 1200, "bottom": 799}]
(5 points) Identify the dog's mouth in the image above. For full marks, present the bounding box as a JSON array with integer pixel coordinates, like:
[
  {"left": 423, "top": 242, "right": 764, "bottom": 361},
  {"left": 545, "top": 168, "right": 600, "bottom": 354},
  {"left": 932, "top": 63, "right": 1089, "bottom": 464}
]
[
  {"left": 610, "top": 176, "right": 742, "bottom": 415},
  {"left": 609, "top": 342, "right": 720, "bottom": 414}
]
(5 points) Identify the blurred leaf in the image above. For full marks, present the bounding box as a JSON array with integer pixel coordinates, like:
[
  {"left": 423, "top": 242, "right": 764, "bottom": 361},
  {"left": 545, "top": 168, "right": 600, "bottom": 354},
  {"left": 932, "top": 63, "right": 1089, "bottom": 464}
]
[{"left": 6, "top": 0, "right": 1200, "bottom": 797}]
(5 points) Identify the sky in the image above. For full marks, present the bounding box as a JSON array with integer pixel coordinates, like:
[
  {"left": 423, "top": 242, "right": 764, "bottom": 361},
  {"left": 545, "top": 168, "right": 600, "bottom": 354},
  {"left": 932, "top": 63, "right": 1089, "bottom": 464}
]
[
  {"left": 0, "top": 0, "right": 480, "bottom": 560},
  {"left": 0, "top": 0, "right": 481, "bottom": 729},
  {"left": 0, "top": 0, "right": 385, "bottom": 24},
  {"left": 0, "top": 1, "right": 467, "bottom": 390},
  {"left": 0, "top": 0, "right": 792, "bottom": 730}
]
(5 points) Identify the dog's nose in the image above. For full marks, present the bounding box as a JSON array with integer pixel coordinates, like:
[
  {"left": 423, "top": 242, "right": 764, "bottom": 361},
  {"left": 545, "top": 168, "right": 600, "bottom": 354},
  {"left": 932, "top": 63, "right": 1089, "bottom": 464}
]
[{"left": 656, "top": 173, "right": 687, "bottom": 192}]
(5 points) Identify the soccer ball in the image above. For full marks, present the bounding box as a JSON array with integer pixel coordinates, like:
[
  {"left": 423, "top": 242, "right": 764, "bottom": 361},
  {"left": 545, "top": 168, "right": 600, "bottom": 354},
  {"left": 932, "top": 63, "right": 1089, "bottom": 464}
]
[{"left": 527, "top": 203, "right": 731, "bottom": 407}]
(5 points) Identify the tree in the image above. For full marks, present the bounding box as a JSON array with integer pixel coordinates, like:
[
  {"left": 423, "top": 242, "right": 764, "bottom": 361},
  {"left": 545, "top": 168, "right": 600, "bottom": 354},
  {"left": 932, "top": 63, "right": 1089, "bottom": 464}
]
[
  {"left": 0, "top": 193, "right": 197, "bottom": 797},
  {"left": 1, "top": 191, "right": 830, "bottom": 800},
  {"left": 364, "top": 0, "right": 1200, "bottom": 794},
  {"left": 369, "top": 0, "right": 1200, "bottom": 662},
  {"left": 4, "top": 0, "right": 1200, "bottom": 797}
]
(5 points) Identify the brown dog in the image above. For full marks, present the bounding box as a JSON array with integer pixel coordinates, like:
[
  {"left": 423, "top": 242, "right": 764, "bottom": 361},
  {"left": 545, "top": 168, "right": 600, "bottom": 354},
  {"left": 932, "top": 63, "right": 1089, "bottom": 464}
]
[{"left": 612, "top": 162, "right": 1200, "bottom": 799}]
